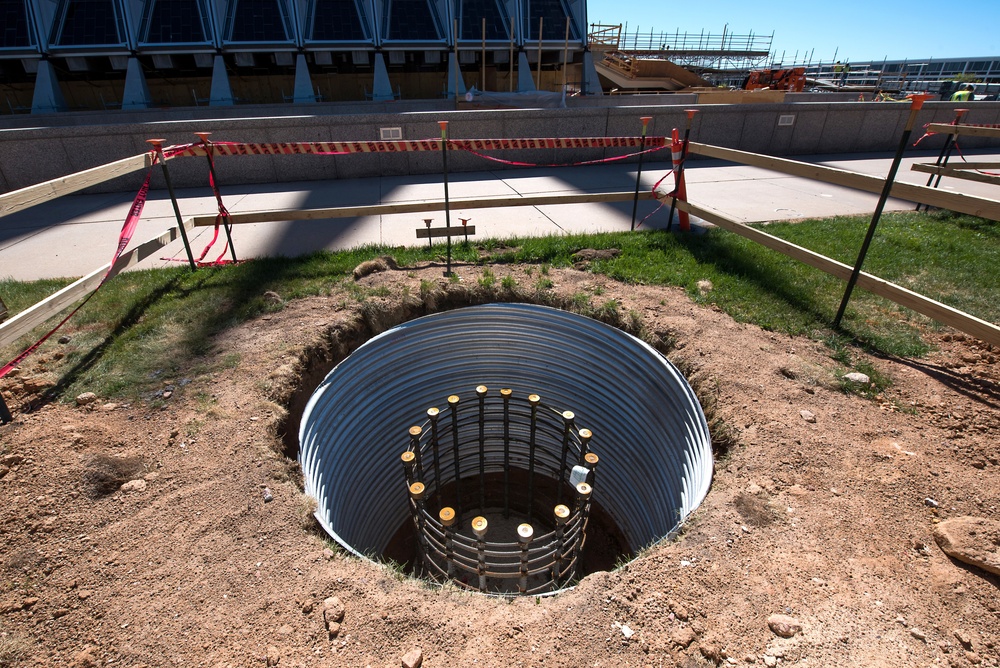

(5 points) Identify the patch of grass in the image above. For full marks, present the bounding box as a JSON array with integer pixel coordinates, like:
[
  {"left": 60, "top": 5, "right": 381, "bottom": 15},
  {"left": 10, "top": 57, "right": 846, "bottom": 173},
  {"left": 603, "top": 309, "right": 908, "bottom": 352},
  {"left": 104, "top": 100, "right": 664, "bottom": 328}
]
[
  {"left": 733, "top": 492, "right": 776, "bottom": 527},
  {"left": 2, "top": 211, "right": 994, "bottom": 405},
  {"left": 81, "top": 454, "right": 144, "bottom": 498},
  {"left": 0, "top": 632, "right": 31, "bottom": 668},
  {"left": 478, "top": 267, "right": 496, "bottom": 289},
  {"left": 535, "top": 277, "right": 554, "bottom": 291}
]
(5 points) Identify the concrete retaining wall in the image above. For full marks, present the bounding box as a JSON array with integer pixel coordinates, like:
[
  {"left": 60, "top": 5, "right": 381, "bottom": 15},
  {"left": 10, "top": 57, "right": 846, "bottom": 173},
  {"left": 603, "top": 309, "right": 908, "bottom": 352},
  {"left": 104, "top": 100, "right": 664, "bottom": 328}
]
[{"left": 1, "top": 100, "right": 998, "bottom": 195}]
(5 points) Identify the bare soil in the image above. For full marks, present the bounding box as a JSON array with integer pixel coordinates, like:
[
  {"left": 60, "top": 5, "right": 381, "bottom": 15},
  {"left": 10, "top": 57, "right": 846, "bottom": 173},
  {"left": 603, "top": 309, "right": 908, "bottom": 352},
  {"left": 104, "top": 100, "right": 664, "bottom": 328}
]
[{"left": 1, "top": 262, "right": 998, "bottom": 668}]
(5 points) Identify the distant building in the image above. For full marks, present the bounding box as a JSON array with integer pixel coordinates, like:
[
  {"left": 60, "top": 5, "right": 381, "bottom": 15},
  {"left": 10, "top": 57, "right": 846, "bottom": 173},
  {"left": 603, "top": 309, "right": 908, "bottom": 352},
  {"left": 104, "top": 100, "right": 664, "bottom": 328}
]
[{"left": 1, "top": 0, "right": 596, "bottom": 113}]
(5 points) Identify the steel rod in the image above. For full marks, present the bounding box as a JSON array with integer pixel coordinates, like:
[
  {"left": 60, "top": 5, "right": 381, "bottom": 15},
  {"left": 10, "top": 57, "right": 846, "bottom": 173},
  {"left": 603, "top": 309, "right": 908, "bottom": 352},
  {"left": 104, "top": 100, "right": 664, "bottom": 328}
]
[
  {"left": 630, "top": 117, "right": 652, "bottom": 231},
  {"left": 834, "top": 95, "right": 928, "bottom": 329},
  {"left": 146, "top": 139, "right": 196, "bottom": 271},
  {"left": 194, "top": 132, "right": 237, "bottom": 262}
]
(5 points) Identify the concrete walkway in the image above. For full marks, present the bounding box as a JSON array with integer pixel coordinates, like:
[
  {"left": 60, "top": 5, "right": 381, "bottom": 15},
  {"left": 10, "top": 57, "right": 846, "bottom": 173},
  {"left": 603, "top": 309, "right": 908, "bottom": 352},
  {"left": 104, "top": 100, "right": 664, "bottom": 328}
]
[{"left": 1, "top": 149, "right": 999, "bottom": 281}]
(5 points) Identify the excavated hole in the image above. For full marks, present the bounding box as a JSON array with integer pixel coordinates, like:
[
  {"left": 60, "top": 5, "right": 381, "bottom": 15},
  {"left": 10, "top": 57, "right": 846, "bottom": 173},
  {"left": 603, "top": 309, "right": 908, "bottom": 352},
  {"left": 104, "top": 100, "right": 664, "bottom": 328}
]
[{"left": 278, "top": 292, "right": 714, "bottom": 594}]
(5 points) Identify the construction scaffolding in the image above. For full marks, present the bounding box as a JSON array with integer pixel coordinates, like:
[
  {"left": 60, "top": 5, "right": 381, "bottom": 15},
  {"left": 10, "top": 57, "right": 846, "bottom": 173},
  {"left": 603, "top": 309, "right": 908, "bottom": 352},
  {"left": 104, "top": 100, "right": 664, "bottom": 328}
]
[{"left": 588, "top": 23, "right": 773, "bottom": 84}]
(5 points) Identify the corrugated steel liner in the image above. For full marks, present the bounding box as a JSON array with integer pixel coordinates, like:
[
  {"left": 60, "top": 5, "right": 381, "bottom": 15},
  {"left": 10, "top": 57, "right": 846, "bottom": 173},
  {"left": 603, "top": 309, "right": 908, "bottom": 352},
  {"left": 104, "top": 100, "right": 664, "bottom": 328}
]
[{"left": 299, "top": 303, "right": 713, "bottom": 563}]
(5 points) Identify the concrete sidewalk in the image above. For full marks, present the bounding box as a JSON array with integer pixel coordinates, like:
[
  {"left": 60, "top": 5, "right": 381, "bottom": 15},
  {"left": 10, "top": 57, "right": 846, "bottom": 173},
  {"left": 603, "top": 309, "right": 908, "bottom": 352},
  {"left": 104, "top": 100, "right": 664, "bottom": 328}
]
[{"left": 2, "top": 149, "right": 999, "bottom": 282}]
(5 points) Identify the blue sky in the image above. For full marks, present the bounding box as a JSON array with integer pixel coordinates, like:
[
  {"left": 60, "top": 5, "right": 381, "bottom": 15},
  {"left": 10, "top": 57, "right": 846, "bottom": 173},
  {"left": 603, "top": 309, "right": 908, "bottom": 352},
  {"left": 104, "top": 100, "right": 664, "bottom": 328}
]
[{"left": 585, "top": 0, "right": 1000, "bottom": 63}]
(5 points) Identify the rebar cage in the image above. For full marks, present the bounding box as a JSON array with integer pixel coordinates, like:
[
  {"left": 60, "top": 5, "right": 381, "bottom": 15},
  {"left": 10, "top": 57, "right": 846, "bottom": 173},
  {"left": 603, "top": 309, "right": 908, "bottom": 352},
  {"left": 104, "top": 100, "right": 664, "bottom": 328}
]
[{"left": 401, "top": 385, "right": 599, "bottom": 595}]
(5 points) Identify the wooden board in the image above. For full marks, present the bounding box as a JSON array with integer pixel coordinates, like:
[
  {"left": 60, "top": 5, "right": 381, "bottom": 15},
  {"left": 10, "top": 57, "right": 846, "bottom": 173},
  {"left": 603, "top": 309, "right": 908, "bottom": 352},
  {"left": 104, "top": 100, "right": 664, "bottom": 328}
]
[
  {"left": 0, "top": 218, "right": 193, "bottom": 351},
  {"left": 0, "top": 153, "right": 153, "bottom": 220},
  {"left": 191, "top": 191, "right": 658, "bottom": 226},
  {"left": 660, "top": 194, "right": 1000, "bottom": 348},
  {"left": 926, "top": 123, "right": 1000, "bottom": 139},
  {"left": 688, "top": 142, "right": 1000, "bottom": 221},
  {"left": 416, "top": 225, "right": 477, "bottom": 239},
  {"left": 911, "top": 163, "right": 1000, "bottom": 187}
]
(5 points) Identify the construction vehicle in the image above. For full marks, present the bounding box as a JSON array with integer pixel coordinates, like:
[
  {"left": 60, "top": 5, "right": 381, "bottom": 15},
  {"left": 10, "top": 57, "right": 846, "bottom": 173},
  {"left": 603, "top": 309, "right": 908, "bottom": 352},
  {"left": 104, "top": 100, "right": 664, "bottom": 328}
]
[{"left": 743, "top": 67, "right": 806, "bottom": 92}]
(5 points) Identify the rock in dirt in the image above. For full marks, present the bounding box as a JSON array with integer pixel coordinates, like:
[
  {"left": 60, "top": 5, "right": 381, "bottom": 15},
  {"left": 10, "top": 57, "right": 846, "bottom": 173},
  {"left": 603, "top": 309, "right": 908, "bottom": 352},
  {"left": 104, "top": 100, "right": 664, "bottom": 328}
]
[
  {"left": 954, "top": 629, "right": 973, "bottom": 649},
  {"left": 401, "top": 648, "right": 423, "bottom": 668},
  {"left": 0, "top": 465, "right": 9, "bottom": 479},
  {"left": 932, "top": 516, "right": 1000, "bottom": 576},
  {"left": 120, "top": 479, "right": 147, "bottom": 493},
  {"left": 323, "top": 596, "right": 345, "bottom": 626},
  {"left": 767, "top": 613, "right": 803, "bottom": 638},
  {"left": 353, "top": 256, "right": 398, "bottom": 280},
  {"left": 70, "top": 645, "right": 100, "bottom": 668},
  {"left": 76, "top": 392, "right": 98, "bottom": 406},
  {"left": 58, "top": 335, "right": 72, "bottom": 344},
  {"left": 570, "top": 248, "right": 620, "bottom": 264},
  {"left": 799, "top": 409, "right": 816, "bottom": 423},
  {"left": 843, "top": 372, "right": 871, "bottom": 384},
  {"left": 670, "top": 626, "right": 697, "bottom": 649},
  {"left": 763, "top": 656, "right": 777, "bottom": 668},
  {"left": 263, "top": 291, "right": 283, "bottom": 305},
  {"left": 697, "top": 279, "right": 714, "bottom": 296},
  {"left": 910, "top": 627, "right": 926, "bottom": 641},
  {"left": 265, "top": 645, "right": 280, "bottom": 666},
  {"left": 23, "top": 377, "right": 56, "bottom": 393}
]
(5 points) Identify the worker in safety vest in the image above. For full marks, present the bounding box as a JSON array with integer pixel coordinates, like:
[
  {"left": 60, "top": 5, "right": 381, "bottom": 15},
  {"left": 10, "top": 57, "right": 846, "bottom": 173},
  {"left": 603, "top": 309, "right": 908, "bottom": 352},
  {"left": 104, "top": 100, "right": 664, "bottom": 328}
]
[{"left": 951, "top": 84, "right": 975, "bottom": 101}]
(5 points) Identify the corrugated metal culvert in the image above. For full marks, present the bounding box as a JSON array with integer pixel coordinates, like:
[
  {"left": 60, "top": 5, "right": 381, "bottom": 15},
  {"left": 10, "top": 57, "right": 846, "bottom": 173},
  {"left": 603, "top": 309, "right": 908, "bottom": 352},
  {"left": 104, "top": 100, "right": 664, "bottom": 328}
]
[{"left": 299, "top": 303, "right": 713, "bottom": 586}]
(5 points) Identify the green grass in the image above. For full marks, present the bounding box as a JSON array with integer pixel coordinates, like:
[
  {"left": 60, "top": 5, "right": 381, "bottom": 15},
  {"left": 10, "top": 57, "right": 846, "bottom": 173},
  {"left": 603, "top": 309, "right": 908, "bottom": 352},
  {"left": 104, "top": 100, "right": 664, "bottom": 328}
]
[{"left": 1, "top": 210, "right": 996, "bottom": 402}]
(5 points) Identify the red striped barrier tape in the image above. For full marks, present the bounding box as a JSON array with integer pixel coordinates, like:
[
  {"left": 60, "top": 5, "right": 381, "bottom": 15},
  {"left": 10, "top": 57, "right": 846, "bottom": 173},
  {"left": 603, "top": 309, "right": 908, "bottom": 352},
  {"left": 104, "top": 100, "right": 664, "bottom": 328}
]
[
  {"left": 163, "top": 136, "right": 667, "bottom": 157},
  {"left": 1, "top": 157, "right": 157, "bottom": 380}
]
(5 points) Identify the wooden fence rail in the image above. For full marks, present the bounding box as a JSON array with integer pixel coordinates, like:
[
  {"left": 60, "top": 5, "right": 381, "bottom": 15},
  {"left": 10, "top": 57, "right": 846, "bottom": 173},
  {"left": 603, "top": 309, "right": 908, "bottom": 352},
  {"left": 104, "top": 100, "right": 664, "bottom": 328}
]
[{"left": 2, "top": 138, "right": 999, "bottom": 360}]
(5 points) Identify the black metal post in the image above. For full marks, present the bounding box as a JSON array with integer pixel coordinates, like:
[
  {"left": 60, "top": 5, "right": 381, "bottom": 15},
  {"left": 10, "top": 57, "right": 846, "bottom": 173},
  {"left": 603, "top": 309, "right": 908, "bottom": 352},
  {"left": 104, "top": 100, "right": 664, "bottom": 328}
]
[
  {"left": 834, "top": 95, "right": 929, "bottom": 329},
  {"left": 195, "top": 133, "right": 238, "bottom": 262},
  {"left": 630, "top": 116, "right": 652, "bottom": 231},
  {"left": 917, "top": 109, "right": 966, "bottom": 211},
  {"left": 667, "top": 109, "right": 698, "bottom": 232},
  {"left": 439, "top": 121, "right": 454, "bottom": 277},
  {"left": 147, "top": 140, "right": 196, "bottom": 271},
  {"left": 0, "top": 392, "right": 12, "bottom": 424}
]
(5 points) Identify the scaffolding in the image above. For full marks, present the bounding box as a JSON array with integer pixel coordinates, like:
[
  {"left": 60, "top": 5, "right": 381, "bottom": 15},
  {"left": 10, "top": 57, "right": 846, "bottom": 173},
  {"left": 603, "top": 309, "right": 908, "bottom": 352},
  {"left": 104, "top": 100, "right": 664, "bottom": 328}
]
[{"left": 588, "top": 23, "right": 773, "bottom": 80}]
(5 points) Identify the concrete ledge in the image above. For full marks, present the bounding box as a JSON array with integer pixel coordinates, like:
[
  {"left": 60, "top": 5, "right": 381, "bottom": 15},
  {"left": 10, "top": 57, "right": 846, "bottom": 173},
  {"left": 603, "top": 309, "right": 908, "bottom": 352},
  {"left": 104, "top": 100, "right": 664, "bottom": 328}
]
[{"left": 1, "top": 101, "right": 998, "bottom": 195}]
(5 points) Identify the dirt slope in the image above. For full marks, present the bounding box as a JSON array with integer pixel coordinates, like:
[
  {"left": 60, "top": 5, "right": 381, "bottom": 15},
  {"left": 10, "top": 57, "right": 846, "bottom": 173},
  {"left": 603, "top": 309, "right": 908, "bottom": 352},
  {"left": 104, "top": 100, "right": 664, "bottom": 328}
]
[{"left": 1, "top": 263, "right": 998, "bottom": 668}]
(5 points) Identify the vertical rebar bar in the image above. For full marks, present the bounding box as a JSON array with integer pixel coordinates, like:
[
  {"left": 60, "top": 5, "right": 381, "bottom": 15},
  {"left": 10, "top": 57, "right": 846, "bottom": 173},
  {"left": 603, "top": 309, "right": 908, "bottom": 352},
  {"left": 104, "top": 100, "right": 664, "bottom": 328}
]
[
  {"left": 401, "top": 451, "right": 416, "bottom": 486},
  {"left": 476, "top": 385, "right": 487, "bottom": 511},
  {"left": 428, "top": 407, "right": 441, "bottom": 501},
  {"left": 527, "top": 393, "right": 540, "bottom": 516},
  {"left": 577, "top": 428, "right": 592, "bottom": 464},
  {"left": 583, "top": 452, "right": 599, "bottom": 489},
  {"left": 409, "top": 482, "right": 428, "bottom": 576},
  {"left": 571, "top": 482, "right": 593, "bottom": 582},
  {"left": 448, "top": 394, "right": 461, "bottom": 514},
  {"left": 409, "top": 425, "right": 424, "bottom": 481},
  {"left": 557, "top": 410, "right": 574, "bottom": 504},
  {"left": 501, "top": 388, "right": 512, "bottom": 519},
  {"left": 517, "top": 523, "right": 533, "bottom": 594},
  {"left": 552, "top": 504, "right": 569, "bottom": 586},
  {"left": 472, "top": 516, "right": 488, "bottom": 592},
  {"left": 440, "top": 507, "right": 456, "bottom": 578}
]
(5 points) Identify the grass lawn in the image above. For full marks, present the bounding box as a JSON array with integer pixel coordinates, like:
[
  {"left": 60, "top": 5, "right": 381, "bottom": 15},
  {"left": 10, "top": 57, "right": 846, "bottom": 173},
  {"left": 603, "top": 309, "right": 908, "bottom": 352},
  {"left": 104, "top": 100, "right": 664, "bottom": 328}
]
[{"left": 1, "top": 209, "right": 996, "bottom": 401}]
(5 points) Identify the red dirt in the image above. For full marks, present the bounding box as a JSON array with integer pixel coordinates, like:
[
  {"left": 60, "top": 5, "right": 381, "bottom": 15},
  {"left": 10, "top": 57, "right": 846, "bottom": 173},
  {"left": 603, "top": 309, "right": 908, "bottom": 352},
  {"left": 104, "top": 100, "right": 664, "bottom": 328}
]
[{"left": 1, "top": 263, "right": 998, "bottom": 668}]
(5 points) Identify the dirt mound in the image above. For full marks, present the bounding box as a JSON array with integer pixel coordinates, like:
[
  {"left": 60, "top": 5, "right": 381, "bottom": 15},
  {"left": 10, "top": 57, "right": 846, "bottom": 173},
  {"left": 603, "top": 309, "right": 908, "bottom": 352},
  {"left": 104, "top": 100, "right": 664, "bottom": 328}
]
[{"left": 0, "top": 264, "right": 998, "bottom": 667}]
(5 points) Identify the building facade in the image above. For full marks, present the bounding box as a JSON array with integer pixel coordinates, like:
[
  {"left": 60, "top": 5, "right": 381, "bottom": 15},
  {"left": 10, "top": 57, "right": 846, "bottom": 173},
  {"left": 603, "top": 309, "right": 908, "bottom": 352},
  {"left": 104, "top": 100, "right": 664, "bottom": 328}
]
[{"left": 0, "top": 0, "right": 596, "bottom": 113}]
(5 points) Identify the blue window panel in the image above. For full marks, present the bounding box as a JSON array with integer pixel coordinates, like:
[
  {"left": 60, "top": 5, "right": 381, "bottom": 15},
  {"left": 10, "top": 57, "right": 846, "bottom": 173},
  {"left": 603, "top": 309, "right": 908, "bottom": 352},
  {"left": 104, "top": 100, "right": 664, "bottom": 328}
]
[
  {"left": 0, "top": 0, "right": 33, "bottom": 48},
  {"left": 458, "top": 0, "right": 508, "bottom": 40},
  {"left": 54, "top": 0, "right": 125, "bottom": 46},
  {"left": 311, "top": 0, "right": 365, "bottom": 41},
  {"left": 383, "top": 0, "right": 441, "bottom": 41}
]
